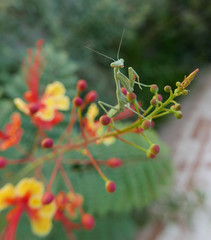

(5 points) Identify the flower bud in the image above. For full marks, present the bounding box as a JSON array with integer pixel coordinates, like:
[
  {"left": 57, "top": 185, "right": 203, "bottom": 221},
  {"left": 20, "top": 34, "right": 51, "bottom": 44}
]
[
  {"left": 164, "top": 85, "right": 171, "bottom": 92},
  {"left": 73, "top": 97, "right": 83, "bottom": 107},
  {"left": 100, "top": 115, "right": 111, "bottom": 126},
  {"left": 182, "top": 90, "right": 188, "bottom": 95},
  {"left": 170, "top": 105, "right": 176, "bottom": 111},
  {"left": 77, "top": 79, "right": 87, "bottom": 91},
  {"left": 41, "top": 138, "right": 54, "bottom": 148},
  {"left": 0, "top": 157, "right": 7, "bottom": 169},
  {"left": 121, "top": 87, "right": 127, "bottom": 96},
  {"left": 174, "top": 111, "right": 183, "bottom": 119},
  {"left": 176, "top": 82, "right": 181, "bottom": 87},
  {"left": 175, "top": 104, "right": 181, "bottom": 111},
  {"left": 157, "top": 94, "right": 163, "bottom": 102},
  {"left": 105, "top": 180, "right": 116, "bottom": 193},
  {"left": 150, "top": 84, "right": 159, "bottom": 94},
  {"left": 29, "top": 103, "right": 40, "bottom": 114},
  {"left": 142, "top": 120, "right": 151, "bottom": 130},
  {"left": 150, "top": 98, "right": 157, "bottom": 106},
  {"left": 106, "top": 158, "right": 122, "bottom": 168},
  {"left": 85, "top": 91, "right": 98, "bottom": 103},
  {"left": 42, "top": 192, "right": 54, "bottom": 204},
  {"left": 127, "top": 92, "right": 136, "bottom": 102},
  {"left": 149, "top": 144, "right": 160, "bottom": 155},
  {"left": 82, "top": 214, "right": 95, "bottom": 230},
  {"left": 150, "top": 121, "right": 155, "bottom": 128},
  {"left": 146, "top": 150, "right": 156, "bottom": 159}
]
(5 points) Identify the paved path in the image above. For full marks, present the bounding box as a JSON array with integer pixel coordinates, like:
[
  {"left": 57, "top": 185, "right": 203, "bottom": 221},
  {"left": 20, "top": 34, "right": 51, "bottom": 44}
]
[{"left": 136, "top": 67, "right": 211, "bottom": 240}]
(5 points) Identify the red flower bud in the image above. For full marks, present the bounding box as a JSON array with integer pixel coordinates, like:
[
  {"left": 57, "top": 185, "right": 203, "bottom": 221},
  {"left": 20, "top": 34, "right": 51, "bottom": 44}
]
[
  {"left": 150, "top": 121, "right": 155, "bottom": 128},
  {"left": 157, "top": 94, "right": 163, "bottom": 102},
  {"left": 164, "top": 85, "right": 171, "bottom": 92},
  {"left": 41, "top": 138, "right": 54, "bottom": 148},
  {"left": 42, "top": 192, "right": 54, "bottom": 204},
  {"left": 85, "top": 91, "right": 98, "bottom": 103},
  {"left": 142, "top": 120, "right": 151, "bottom": 130},
  {"left": 106, "top": 158, "right": 122, "bottom": 168},
  {"left": 82, "top": 214, "right": 95, "bottom": 230},
  {"left": 105, "top": 180, "right": 116, "bottom": 193},
  {"left": 0, "top": 157, "right": 7, "bottom": 169},
  {"left": 146, "top": 151, "right": 156, "bottom": 159},
  {"left": 150, "top": 84, "right": 159, "bottom": 94},
  {"left": 150, "top": 144, "right": 160, "bottom": 155},
  {"left": 77, "top": 79, "right": 87, "bottom": 92},
  {"left": 73, "top": 97, "right": 83, "bottom": 107},
  {"left": 150, "top": 98, "right": 157, "bottom": 106},
  {"left": 29, "top": 103, "right": 40, "bottom": 114},
  {"left": 121, "top": 87, "right": 127, "bottom": 96},
  {"left": 100, "top": 115, "right": 111, "bottom": 126},
  {"left": 127, "top": 92, "right": 136, "bottom": 102}
]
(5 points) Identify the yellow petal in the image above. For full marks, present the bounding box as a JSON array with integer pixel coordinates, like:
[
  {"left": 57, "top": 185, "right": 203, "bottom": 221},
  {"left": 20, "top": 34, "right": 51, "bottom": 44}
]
[
  {"left": 86, "top": 103, "right": 99, "bottom": 121},
  {"left": 39, "top": 202, "right": 56, "bottom": 218},
  {"left": 54, "top": 96, "right": 70, "bottom": 110},
  {"left": 45, "top": 81, "right": 66, "bottom": 97},
  {"left": 15, "top": 178, "right": 44, "bottom": 198},
  {"left": 0, "top": 184, "right": 15, "bottom": 211},
  {"left": 102, "top": 136, "right": 116, "bottom": 146},
  {"left": 28, "top": 195, "right": 42, "bottom": 209},
  {"left": 36, "top": 107, "right": 55, "bottom": 121},
  {"left": 14, "top": 98, "right": 30, "bottom": 115},
  {"left": 31, "top": 217, "right": 53, "bottom": 237}
]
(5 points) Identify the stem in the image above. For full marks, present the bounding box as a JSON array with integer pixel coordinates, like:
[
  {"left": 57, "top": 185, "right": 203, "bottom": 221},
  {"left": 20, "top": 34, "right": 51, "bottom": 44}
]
[
  {"left": 85, "top": 146, "right": 108, "bottom": 182},
  {"left": 46, "top": 155, "right": 63, "bottom": 192},
  {"left": 115, "top": 135, "right": 147, "bottom": 153}
]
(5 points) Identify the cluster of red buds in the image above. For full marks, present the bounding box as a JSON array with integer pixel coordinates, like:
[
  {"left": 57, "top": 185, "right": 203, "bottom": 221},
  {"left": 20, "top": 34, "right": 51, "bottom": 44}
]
[{"left": 0, "top": 40, "right": 198, "bottom": 239}]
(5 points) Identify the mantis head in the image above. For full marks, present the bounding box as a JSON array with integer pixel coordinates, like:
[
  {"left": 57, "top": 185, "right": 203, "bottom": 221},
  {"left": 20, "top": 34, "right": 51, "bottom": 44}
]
[{"left": 110, "top": 59, "right": 124, "bottom": 68}]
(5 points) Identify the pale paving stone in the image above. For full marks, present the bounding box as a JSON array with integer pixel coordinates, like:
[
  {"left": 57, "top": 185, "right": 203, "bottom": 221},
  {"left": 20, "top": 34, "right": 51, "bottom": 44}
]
[{"left": 135, "top": 67, "right": 211, "bottom": 240}]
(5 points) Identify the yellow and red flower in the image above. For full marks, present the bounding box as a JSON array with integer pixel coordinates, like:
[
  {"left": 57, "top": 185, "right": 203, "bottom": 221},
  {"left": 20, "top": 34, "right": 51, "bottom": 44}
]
[
  {"left": 0, "top": 113, "right": 23, "bottom": 151},
  {"left": 14, "top": 40, "right": 70, "bottom": 130},
  {"left": 0, "top": 178, "right": 56, "bottom": 239},
  {"left": 54, "top": 191, "right": 83, "bottom": 235}
]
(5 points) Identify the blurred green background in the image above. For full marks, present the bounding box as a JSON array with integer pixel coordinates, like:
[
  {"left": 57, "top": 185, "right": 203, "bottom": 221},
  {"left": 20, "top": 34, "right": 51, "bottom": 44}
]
[
  {"left": 0, "top": 0, "right": 210, "bottom": 239},
  {"left": 1, "top": 0, "right": 210, "bottom": 106}
]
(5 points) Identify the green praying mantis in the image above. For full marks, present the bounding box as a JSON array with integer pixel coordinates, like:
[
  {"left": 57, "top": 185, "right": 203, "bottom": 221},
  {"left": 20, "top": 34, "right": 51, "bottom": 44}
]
[{"left": 86, "top": 31, "right": 147, "bottom": 119}]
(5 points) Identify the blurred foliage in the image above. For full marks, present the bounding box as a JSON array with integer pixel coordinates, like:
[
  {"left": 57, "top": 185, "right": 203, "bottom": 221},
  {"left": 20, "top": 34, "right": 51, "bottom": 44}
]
[{"left": 0, "top": 0, "right": 210, "bottom": 108}]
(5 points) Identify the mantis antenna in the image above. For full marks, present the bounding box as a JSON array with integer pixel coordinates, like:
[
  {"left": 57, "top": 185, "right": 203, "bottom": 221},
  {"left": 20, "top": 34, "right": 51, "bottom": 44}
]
[
  {"left": 117, "top": 28, "right": 125, "bottom": 60},
  {"left": 84, "top": 46, "right": 115, "bottom": 62}
]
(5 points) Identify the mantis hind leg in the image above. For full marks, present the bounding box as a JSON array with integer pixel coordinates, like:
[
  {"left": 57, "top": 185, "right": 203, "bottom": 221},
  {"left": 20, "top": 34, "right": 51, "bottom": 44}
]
[
  {"left": 134, "top": 99, "right": 145, "bottom": 112},
  {"left": 98, "top": 101, "right": 120, "bottom": 118},
  {"left": 125, "top": 104, "right": 147, "bottom": 119}
]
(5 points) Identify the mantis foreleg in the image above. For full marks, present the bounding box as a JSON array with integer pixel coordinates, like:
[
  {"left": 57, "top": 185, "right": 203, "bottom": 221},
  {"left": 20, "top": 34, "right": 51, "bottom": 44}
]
[
  {"left": 116, "top": 71, "right": 133, "bottom": 92},
  {"left": 128, "top": 67, "right": 142, "bottom": 89}
]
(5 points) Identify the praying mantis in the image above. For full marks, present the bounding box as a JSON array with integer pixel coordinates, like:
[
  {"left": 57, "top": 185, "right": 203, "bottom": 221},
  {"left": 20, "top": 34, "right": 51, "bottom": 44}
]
[{"left": 86, "top": 31, "right": 146, "bottom": 119}]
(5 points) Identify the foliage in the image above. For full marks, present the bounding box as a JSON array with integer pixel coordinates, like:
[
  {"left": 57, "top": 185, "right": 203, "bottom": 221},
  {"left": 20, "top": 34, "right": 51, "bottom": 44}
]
[{"left": 0, "top": 0, "right": 210, "bottom": 107}]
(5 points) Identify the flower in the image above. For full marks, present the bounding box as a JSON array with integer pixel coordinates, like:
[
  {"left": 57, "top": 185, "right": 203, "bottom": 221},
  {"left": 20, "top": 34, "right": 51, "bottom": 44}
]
[
  {"left": 180, "top": 68, "right": 199, "bottom": 90},
  {"left": 83, "top": 103, "right": 115, "bottom": 146},
  {"left": 54, "top": 192, "right": 83, "bottom": 234},
  {"left": 14, "top": 40, "right": 70, "bottom": 130},
  {"left": 0, "top": 178, "right": 56, "bottom": 239},
  {"left": 0, "top": 113, "right": 23, "bottom": 151},
  {"left": 55, "top": 191, "right": 83, "bottom": 219}
]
